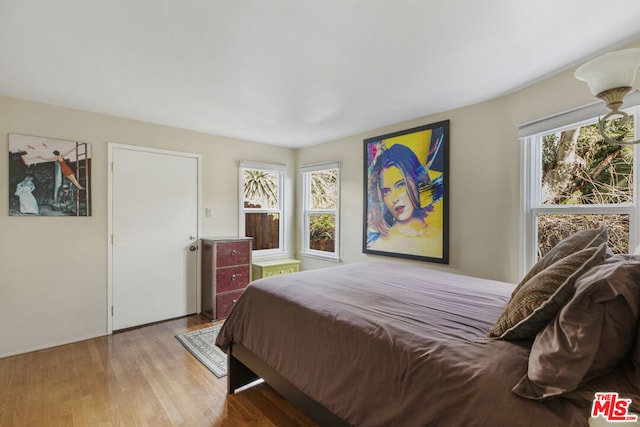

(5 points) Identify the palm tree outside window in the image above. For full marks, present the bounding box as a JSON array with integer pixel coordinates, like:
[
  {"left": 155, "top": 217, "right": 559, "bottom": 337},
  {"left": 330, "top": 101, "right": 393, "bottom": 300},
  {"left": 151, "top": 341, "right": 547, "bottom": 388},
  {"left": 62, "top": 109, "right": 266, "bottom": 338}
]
[{"left": 239, "top": 161, "right": 287, "bottom": 256}]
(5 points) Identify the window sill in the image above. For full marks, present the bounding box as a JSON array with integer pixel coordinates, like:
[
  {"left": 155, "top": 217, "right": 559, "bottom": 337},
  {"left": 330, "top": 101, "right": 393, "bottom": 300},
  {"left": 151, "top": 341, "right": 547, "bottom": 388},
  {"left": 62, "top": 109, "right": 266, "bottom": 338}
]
[
  {"left": 299, "top": 250, "right": 341, "bottom": 263},
  {"left": 252, "top": 250, "right": 289, "bottom": 262}
]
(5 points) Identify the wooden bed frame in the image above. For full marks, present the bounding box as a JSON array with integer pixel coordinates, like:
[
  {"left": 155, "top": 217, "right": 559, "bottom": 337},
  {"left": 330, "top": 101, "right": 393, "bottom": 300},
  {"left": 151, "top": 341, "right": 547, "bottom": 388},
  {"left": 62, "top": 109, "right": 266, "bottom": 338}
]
[{"left": 227, "top": 342, "right": 351, "bottom": 427}]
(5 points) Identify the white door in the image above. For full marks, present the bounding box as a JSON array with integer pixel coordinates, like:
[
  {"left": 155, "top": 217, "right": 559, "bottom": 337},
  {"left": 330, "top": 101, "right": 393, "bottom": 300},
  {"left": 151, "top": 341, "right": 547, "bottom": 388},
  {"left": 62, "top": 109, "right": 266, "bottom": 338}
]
[{"left": 110, "top": 145, "right": 199, "bottom": 330}]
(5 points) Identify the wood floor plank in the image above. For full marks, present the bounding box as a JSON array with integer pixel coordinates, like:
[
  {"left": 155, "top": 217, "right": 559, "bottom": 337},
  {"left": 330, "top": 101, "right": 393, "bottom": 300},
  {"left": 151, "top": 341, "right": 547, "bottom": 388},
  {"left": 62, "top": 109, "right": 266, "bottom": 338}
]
[{"left": 0, "top": 315, "right": 318, "bottom": 426}]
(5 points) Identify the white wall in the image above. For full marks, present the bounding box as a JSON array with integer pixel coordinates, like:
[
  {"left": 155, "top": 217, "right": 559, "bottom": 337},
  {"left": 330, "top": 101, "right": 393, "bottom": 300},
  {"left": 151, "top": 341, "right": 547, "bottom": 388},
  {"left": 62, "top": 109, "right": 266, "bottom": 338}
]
[
  {"left": 295, "top": 103, "right": 525, "bottom": 279},
  {"left": 295, "top": 39, "right": 640, "bottom": 281},
  {"left": 0, "top": 96, "right": 295, "bottom": 357}
]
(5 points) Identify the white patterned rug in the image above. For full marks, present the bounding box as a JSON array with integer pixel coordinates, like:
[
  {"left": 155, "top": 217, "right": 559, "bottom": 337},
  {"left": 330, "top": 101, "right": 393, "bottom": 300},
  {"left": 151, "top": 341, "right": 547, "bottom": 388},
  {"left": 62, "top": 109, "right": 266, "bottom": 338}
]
[{"left": 176, "top": 323, "right": 227, "bottom": 378}]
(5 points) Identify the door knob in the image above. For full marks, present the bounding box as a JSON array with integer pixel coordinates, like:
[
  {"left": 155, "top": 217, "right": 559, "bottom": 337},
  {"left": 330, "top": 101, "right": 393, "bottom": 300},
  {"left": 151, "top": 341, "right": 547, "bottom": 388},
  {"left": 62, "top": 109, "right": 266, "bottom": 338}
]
[{"left": 189, "top": 245, "right": 197, "bottom": 252}]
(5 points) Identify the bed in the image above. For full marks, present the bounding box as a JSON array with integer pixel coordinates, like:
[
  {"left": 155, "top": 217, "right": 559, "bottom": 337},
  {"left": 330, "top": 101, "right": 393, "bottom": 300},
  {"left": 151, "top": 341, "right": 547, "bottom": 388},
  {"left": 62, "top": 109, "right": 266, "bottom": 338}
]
[{"left": 216, "top": 230, "right": 640, "bottom": 426}]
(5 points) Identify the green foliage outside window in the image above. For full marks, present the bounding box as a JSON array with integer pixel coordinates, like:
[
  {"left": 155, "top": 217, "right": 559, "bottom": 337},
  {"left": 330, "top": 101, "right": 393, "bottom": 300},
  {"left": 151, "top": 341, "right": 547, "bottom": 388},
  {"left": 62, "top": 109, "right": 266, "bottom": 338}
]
[
  {"left": 541, "top": 117, "right": 634, "bottom": 205},
  {"left": 538, "top": 116, "right": 634, "bottom": 257},
  {"left": 243, "top": 169, "right": 279, "bottom": 209},
  {"left": 309, "top": 213, "right": 335, "bottom": 240},
  {"left": 309, "top": 169, "right": 338, "bottom": 243}
]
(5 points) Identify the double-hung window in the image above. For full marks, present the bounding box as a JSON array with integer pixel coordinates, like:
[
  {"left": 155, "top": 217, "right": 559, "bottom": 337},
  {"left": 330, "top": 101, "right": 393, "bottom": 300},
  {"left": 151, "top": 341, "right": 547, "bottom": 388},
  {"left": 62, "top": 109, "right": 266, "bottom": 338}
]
[
  {"left": 301, "top": 161, "right": 340, "bottom": 261},
  {"left": 520, "top": 101, "right": 640, "bottom": 275},
  {"left": 239, "top": 161, "right": 287, "bottom": 258}
]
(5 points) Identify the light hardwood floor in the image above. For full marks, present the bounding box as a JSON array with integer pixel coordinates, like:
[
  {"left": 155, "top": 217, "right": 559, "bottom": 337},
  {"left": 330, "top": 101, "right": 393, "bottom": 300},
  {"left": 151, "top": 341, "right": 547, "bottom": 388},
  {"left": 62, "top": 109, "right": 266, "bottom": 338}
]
[{"left": 0, "top": 315, "right": 318, "bottom": 426}]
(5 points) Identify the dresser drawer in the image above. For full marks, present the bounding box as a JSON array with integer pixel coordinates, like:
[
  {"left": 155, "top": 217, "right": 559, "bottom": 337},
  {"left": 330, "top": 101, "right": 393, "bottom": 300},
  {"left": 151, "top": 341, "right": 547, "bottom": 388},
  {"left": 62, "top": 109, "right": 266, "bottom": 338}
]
[
  {"left": 264, "top": 266, "right": 298, "bottom": 277},
  {"left": 252, "top": 258, "right": 301, "bottom": 280},
  {"left": 216, "top": 265, "right": 250, "bottom": 293},
  {"left": 200, "top": 237, "right": 252, "bottom": 320},
  {"left": 216, "top": 290, "right": 243, "bottom": 319},
  {"left": 216, "top": 241, "right": 250, "bottom": 267}
]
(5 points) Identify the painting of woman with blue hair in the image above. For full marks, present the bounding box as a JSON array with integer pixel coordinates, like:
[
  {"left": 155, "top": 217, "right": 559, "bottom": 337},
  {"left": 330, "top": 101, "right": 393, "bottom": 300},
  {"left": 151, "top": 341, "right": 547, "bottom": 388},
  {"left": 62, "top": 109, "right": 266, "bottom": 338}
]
[{"left": 364, "top": 121, "right": 449, "bottom": 263}]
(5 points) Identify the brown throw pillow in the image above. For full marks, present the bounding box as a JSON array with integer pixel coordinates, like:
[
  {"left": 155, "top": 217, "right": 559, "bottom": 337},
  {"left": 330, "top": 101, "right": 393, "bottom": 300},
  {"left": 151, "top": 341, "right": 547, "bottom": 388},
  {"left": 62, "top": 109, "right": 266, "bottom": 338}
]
[
  {"left": 623, "top": 318, "right": 640, "bottom": 387},
  {"left": 487, "top": 243, "right": 607, "bottom": 340},
  {"left": 511, "top": 225, "right": 608, "bottom": 298},
  {"left": 513, "top": 255, "right": 640, "bottom": 400}
]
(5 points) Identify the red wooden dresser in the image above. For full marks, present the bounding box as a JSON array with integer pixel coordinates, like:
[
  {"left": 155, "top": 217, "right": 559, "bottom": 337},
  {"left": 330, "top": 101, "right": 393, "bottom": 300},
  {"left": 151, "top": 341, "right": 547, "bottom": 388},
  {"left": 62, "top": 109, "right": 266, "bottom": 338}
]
[{"left": 200, "top": 237, "right": 252, "bottom": 320}]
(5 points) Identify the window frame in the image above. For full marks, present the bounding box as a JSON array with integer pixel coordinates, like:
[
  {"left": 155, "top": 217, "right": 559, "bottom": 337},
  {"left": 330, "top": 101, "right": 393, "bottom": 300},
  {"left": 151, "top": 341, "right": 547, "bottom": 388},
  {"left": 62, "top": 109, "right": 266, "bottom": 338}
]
[
  {"left": 239, "top": 160, "right": 287, "bottom": 259},
  {"left": 520, "top": 103, "right": 640, "bottom": 277},
  {"left": 300, "top": 161, "right": 340, "bottom": 261}
]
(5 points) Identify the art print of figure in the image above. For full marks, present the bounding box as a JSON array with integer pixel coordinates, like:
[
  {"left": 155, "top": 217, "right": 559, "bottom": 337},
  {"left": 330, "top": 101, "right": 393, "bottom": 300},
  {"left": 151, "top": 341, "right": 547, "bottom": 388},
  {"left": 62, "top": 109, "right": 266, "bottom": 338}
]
[
  {"left": 364, "top": 121, "right": 449, "bottom": 263},
  {"left": 15, "top": 175, "right": 39, "bottom": 215},
  {"left": 9, "top": 134, "right": 92, "bottom": 216}
]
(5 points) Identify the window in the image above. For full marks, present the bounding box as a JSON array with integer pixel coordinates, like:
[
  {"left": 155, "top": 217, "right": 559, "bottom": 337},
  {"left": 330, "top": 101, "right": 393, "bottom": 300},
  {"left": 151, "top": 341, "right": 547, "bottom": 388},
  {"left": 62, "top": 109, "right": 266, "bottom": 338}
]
[
  {"left": 239, "top": 161, "right": 287, "bottom": 257},
  {"left": 520, "top": 103, "right": 640, "bottom": 275},
  {"left": 301, "top": 161, "right": 340, "bottom": 260}
]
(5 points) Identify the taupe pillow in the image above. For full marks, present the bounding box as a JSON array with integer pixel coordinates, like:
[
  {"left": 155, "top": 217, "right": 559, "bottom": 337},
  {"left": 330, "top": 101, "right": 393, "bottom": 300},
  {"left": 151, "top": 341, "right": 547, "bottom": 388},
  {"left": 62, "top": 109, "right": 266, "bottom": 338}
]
[
  {"left": 487, "top": 243, "right": 607, "bottom": 340},
  {"left": 623, "top": 319, "right": 640, "bottom": 387},
  {"left": 513, "top": 255, "right": 640, "bottom": 400},
  {"left": 511, "top": 225, "right": 608, "bottom": 298}
]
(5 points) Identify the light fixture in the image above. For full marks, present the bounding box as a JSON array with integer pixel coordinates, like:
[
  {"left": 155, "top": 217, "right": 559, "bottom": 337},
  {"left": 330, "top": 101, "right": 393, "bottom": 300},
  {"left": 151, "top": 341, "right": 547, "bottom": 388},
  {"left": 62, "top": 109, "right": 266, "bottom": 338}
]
[{"left": 574, "top": 48, "right": 640, "bottom": 145}]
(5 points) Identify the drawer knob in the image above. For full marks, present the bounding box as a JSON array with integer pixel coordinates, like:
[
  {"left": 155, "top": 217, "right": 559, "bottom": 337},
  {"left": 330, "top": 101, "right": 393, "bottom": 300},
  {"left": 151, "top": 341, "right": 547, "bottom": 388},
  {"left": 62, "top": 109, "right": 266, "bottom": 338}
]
[
  {"left": 231, "top": 274, "right": 237, "bottom": 280},
  {"left": 231, "top": 250, "right": 237, "bottom": 255}
]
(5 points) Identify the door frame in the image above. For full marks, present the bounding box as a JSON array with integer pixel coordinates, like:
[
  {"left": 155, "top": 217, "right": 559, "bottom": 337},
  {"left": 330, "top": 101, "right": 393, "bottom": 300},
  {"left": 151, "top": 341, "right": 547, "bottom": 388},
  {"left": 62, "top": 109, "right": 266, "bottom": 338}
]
[{"left": 107, "top": 143, "right": 202, "bottom": 334}]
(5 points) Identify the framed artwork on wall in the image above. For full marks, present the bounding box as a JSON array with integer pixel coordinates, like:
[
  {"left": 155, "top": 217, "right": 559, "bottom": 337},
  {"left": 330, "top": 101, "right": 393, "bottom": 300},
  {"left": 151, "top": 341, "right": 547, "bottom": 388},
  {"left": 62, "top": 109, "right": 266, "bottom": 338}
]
[
  {"left": 9, "top": 134, "right": 92, "bottom": 216},
  {"left": 363, "top": 120, "right": 449, "bottom": 263}
]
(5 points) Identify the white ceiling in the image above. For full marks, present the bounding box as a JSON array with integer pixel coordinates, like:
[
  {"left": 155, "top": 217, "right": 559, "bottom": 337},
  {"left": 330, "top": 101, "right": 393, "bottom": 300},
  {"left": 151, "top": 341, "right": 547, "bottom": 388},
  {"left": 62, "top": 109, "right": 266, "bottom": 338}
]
[{"left": 1, "top": 1, "right": 640, "bottom": 148}]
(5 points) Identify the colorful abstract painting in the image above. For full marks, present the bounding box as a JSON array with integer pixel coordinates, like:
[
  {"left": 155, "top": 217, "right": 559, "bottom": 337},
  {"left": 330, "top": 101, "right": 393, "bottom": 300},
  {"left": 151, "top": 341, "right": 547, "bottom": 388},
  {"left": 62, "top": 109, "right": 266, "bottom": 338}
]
[{"left": 363, "top": 121, "right": 449, "bottom": 263}]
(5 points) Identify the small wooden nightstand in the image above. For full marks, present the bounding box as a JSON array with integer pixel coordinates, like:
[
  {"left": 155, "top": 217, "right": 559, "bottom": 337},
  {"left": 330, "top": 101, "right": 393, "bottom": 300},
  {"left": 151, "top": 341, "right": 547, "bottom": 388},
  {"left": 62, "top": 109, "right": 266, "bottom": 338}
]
[{"left": 252, "top": 258, "right": 301, "bottom": 279}]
